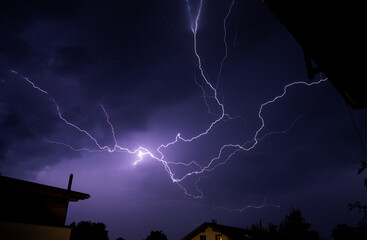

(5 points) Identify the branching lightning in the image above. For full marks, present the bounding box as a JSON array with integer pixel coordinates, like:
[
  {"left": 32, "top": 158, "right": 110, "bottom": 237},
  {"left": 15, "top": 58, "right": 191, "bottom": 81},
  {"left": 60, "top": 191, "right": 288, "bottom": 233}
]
[{"left": 10, "top": 0, "right": 328, "bottom": 206}]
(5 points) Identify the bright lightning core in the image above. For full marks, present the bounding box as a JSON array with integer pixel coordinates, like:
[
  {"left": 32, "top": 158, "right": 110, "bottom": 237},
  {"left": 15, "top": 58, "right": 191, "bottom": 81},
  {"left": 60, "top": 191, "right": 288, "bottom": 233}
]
[{"left": 10, "top": 0, "right": 327, "bottom": 204}]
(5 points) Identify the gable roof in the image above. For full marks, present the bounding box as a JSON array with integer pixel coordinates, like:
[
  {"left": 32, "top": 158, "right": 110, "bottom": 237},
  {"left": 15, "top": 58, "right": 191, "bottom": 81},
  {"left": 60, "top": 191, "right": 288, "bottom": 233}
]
[
  {"left": 0, "top": 175, "right": 90, "bottom": 202},
  {"left": 0, "top": 175, "right": 90, "bottom": 226},
  {"left": 181, "top": 222, "right": 251, "bottom": 240}
]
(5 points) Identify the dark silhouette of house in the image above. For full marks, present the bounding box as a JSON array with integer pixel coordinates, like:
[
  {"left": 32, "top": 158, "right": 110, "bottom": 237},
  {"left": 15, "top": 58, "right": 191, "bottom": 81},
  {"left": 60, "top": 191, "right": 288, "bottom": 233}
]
[
  {"left": 0, "top": 175, "right": 90, "bottom": 240},
  {"left": 181, "top": 221, "right": 251, "bottom": 240},
  {"left": 263, "top": 0, "right": 366, "bottom": 109}
]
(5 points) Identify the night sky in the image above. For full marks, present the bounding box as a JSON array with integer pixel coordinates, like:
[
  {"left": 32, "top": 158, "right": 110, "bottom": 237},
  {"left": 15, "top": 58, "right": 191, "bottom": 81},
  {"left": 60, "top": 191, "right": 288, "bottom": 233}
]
[{"left": 1, "top": 0, "right": 367, "bottom": 240}]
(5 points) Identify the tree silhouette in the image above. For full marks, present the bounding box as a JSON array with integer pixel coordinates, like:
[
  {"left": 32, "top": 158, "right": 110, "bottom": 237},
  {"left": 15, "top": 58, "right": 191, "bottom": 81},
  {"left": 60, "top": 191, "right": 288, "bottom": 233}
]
[
  {"left": 347, "top": 161, "right": 367, "bottom": 227},
  {"left": 358, "top": 160, "right": 367, "bottom": 189},
  {"left": 332, "top": 224, "right": 359, "bottom": 240},
  {"left": 348, "top": 201, "right": 367, "bottom": 226},
  {"left": 279, "top": 209, "right": 321, "bottom": 240},
  {"left": 145, "top": 230, "right": 168, "bottom": 240},
  {"left": 248, "top": 221, "right": 280, "bottom": 240},
  {"left": 332, "top": 199, "right": 367, "bottom": 240},
  {"left": 332, "top": 223, "right": 367, "bottom": 240},
  {"left": 70, "top": 221, "right": 109, "bottom": 240}
]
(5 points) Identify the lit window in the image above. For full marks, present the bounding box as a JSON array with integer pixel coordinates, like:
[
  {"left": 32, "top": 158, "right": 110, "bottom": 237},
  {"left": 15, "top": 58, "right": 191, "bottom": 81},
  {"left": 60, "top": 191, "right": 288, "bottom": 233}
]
[
  {"left": 215, "top": 235, "right": 222, "bottom": 240},
  {"left": 200, "top": 235, "right": 206, "bottom": 240}
]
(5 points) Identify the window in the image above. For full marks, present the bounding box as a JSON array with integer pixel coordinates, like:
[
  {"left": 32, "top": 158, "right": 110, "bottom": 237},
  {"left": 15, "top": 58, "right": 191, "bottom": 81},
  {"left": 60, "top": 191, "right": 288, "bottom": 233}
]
[
  {"left": 215, "top": 235, "right": 222, "bottom": 240},
  {"left": 200, "top": 235, "right": 206, "bottom": 240}
]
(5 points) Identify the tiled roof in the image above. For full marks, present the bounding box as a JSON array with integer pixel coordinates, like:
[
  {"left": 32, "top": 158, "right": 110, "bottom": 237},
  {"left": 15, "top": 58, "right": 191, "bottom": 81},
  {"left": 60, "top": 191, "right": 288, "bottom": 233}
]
[{"left": 181, "top": 222, "right": 251, "bottom": 240}]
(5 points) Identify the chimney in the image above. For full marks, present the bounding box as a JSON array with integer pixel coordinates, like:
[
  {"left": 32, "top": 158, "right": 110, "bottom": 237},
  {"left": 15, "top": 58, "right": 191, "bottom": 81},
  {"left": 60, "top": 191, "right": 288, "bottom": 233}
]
[
  {"left": 212, "top": 219, "right": 217, "bottom": 224},
  {"left": 67, "top": 174, "right": 73, "bottom": 191}
]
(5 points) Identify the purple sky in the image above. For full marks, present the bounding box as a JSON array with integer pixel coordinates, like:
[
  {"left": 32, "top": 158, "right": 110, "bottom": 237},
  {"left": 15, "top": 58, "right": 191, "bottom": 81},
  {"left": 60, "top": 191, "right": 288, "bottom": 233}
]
[{"left": 1, "top": 1, "right": 367, "bottom": 240}]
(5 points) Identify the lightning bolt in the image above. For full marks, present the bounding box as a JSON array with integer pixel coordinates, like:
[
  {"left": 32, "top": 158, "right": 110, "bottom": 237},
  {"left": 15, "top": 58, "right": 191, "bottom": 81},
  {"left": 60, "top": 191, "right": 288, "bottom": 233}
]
[
  {"left": 216, "top": 0, "right": 235, "bottom": 89},
  {"left": 213, "top": 197, "right": 280, "bottom": 213},
  {"left": 185, "top": 0, "right": 195, "bottom": 33},
  {"left": 10, "top": 0, "right": 328, "bottom": 203}
]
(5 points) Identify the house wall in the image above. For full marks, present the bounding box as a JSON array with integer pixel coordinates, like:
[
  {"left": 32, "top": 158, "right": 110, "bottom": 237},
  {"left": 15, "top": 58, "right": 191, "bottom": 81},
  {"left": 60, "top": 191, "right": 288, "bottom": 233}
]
[
  {"left": 191, "top": 227, "right": 230, "bottom": 240},
  {"left": 0, "top": 188, "right": 69, "bottom": 226},
  {"left": 0, "top": 220, "right": 71, "bottom": 240}
]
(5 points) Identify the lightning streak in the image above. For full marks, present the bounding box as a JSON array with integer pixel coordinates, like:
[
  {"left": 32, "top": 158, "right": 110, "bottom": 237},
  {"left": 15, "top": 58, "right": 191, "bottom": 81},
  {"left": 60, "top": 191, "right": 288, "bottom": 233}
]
[
  {"left": 185, "top": 0, "right": 195, "bottom": 33},
  {"left": 213, "top": 198, "right": 280, "bottom": 213},
  {"left": 10, "top": 0, "right": 328, "bottom": 201},
  {"left": 216, "top": 0, "right": 235, "bottom": 89}
]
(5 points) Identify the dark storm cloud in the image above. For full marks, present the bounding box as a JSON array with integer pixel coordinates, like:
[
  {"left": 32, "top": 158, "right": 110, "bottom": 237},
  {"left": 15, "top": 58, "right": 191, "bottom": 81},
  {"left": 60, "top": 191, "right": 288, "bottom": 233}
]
[
  {"left": 0, "top": 73, "right": 84, "bottom": 176},
  {"left": 1, "top": 1, "right": 367, "bottom": 240},
  {"left": 0, "top": 0, "right": 199, "bottom": 170},
  {"left": 0, "top": 0, "right": 82, "bottom": 67},
  {"left": 9, "top": 0, "right": 198, "bottom": 130},
  {"left": 52, "top": 46, "right": 94, "bottom": 76}
]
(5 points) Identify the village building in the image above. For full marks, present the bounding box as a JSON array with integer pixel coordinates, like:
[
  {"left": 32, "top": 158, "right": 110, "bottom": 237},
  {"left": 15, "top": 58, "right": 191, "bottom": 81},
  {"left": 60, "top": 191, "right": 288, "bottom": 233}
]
[
  {"left": 0, "top": 174, "right": 89, "bottom": 240},
  {"left": 181, "top": 221, "right": 251, "bottom": 240}
]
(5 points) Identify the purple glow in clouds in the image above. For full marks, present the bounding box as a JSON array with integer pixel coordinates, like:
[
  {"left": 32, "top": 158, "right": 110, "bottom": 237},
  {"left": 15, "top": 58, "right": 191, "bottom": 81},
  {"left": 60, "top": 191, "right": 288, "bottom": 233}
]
[{"left": 10, "top": 0, "right": 327, "bottom": 200}]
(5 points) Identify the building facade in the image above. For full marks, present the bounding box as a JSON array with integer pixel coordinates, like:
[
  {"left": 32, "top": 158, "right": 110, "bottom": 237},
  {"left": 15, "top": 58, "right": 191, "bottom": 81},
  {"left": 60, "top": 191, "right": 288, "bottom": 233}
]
[
  {"left": 181, "top": 221, "right": 251, "bottom": 240},
  {"left": 0, "top": 175, "right": 90, "bottom": 240}
]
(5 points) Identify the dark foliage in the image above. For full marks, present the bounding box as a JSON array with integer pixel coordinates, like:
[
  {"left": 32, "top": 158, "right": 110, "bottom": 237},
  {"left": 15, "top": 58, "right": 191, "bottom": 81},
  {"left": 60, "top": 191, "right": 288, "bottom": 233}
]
[
  {"left": 332, "top": 199, "right": 367, "bottom": 240},
  {"left": 333, "top": 224, "right": 359, "bottom": 240},
  {"left": 332, "top": 223, "right": 367, "bottom": 240},
  {"left": 279, "top": 209, "right": 321, "bottom": 240},
  {"left": 357, "top": 161, "right": 367, "bottom": 189},
  {"left": 145, "top": 230, "right": 168, "bottom": 240},
  {"left": 331, "top": 154, "right": 367, "bottom": 239},
  {"left": 70, "top": 221, "right": 109, "bottom": 240},
  {"left": 348, "top": 201, "right": 367, "bottom": 226},
  {"left": 248, "top": 222, "right": 279, "bottom": 240},
  {"left": 247, "top": 209, "right": 320, "bottom": 240}
]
